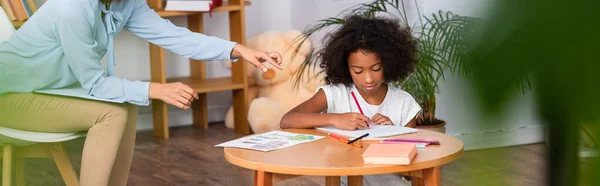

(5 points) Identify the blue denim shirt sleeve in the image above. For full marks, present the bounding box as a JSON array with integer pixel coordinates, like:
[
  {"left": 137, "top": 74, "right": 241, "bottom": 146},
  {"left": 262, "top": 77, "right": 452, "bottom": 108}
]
[
  {"left": 56, "top": 1, "right": 150, "bottom": 106},
  {"left": 125, "top": 0, "right": 239, "bottom": 62}
]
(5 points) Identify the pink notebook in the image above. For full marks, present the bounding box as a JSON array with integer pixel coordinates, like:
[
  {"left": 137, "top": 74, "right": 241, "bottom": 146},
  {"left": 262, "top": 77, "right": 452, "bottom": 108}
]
[{"left": 362, "top": 144, "right": 417, "bottom": 165}]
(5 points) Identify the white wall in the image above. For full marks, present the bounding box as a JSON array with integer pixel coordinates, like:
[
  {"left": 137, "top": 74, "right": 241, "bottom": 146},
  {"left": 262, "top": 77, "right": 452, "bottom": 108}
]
[
  {"left": 290, "top": 0, "right": 422, "bottom": 49},
  {"left": 290, "top": 0, "right": 366, "bottom": 48},
  {"left": 421, "top": 0, "right": 543, "bottom": 149},
  {"left": 422, "top": 0, "right": 491, "bottom": 18}
]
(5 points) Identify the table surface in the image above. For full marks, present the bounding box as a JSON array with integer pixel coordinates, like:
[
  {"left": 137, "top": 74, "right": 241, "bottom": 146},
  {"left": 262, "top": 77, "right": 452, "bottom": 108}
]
[{"left": 224, "top": 128, "right": 464, "bottom": 176}]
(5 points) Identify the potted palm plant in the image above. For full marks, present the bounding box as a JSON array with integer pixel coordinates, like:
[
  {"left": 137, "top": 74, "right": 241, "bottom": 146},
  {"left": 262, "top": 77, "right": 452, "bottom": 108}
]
[{"left": 290, "top": 0, "right": 482, "bottom": 133}]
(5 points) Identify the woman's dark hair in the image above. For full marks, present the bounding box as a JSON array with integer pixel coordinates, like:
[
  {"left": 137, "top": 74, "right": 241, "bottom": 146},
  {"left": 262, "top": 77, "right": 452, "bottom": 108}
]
[{"left": 317, "top": 15, "right": 418, "bottom": 85}]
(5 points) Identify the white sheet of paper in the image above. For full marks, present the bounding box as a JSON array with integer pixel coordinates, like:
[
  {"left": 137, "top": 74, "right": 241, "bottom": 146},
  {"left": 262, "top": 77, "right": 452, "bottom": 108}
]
[
  {"left": 316, "top": 125, "right": 418, "bottom": 139},
  {"left": 215, "top": 131, "right": 324, "bottom": 152}
]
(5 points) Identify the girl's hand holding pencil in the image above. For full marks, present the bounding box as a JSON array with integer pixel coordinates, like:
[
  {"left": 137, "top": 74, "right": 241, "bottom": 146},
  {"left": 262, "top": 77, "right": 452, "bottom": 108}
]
[
  {"left": 330, "top": 113, "right": 370, "bottom": 130},
  {"left": 350, "top": 91, "right": 370, "bottom": 128}
]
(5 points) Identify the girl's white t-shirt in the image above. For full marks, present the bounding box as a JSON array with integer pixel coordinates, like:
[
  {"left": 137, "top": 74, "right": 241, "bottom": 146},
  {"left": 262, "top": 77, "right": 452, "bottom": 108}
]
[{"left": 318, "top": 83, "right": 421, "bottom": 127}]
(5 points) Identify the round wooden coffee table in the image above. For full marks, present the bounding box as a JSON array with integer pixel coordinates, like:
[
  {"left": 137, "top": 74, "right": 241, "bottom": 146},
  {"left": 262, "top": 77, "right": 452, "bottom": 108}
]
[{"left": 224, "top": 129, "right": 463, "bottom": 186}]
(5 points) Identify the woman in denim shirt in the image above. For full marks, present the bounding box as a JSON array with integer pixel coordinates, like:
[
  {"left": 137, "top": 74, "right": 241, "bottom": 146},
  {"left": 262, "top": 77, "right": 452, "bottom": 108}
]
[{"left": 0, "top": 0, "right": 282, "bottom": 185}]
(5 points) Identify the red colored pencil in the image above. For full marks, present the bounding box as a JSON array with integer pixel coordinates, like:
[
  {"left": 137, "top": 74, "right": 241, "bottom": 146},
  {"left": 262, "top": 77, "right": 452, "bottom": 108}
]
[
  {"left": 328, "top": 133, "right": 343, "bottom": 140},
  {"left": 351, "top": 91, "right": 369, "bottom": 128}
]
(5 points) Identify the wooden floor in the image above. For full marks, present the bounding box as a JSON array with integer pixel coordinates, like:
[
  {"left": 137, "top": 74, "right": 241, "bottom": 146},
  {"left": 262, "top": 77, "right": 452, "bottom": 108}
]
[{"left": 6, "top": 123, "right": 597, "bottom": 186}]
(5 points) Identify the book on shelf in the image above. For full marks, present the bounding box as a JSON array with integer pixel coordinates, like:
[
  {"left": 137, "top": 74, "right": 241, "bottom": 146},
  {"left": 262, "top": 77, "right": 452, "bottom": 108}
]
[
  {"left": 0, "top": 0, "right": 16, "bottom": 21},
  {"left": 1, "top": 0, "right": 39, "bottom": 22},
  {"left": 164, "top": 0, "right": 222, "bottom": 16}
]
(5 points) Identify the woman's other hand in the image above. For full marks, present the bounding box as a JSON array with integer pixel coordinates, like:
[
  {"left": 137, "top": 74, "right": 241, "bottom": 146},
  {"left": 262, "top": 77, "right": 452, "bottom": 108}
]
[
  {"left": 148, "top": 82, "right": 199, "bottom": 110},
  {"left": 231, "top": 44, "right": 283, "bottom": 72}
]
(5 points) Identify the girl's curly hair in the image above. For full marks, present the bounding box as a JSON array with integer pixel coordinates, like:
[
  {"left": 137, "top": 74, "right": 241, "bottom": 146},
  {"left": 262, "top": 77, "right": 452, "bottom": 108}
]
[{"left": 317, "top": 15, "right": 418, "bottom": 85}]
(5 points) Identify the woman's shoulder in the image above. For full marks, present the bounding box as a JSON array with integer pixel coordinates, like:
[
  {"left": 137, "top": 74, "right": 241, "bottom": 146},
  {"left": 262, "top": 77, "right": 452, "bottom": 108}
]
[
  {"left": 56, "top": 0, "right": 99, "bottom": 10},
  {"left": 43, "top": 0, "right": 99, "bottom": 19}
]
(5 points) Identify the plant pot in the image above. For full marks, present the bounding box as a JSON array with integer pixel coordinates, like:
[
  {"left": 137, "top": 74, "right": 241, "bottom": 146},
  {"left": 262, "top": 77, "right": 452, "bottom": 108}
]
[{"left": 415, "top": 119, "right": 446, "bottom": 133}]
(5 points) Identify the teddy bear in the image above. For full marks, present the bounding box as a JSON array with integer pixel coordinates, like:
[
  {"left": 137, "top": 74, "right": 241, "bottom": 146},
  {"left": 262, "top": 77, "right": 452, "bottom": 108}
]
[{"left": 223, "top": 30, "right": 324, "bottom": 134}]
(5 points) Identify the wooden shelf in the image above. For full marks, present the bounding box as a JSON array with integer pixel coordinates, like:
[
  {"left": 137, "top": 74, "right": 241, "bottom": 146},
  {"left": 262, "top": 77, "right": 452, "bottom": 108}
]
[
  {"left": 167, "top": 77, "right": 245, "bottom": 93},
  {"left": 148, "top": 0, "right": 251, "bottom": 139},
  {"left": 156, "top": 1, "right": 251, "bottom": 17}
]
